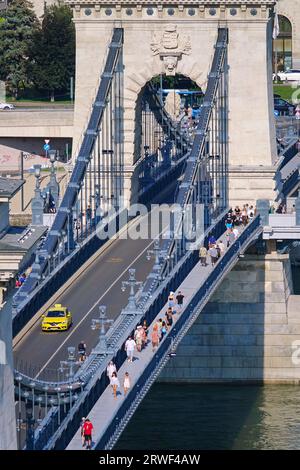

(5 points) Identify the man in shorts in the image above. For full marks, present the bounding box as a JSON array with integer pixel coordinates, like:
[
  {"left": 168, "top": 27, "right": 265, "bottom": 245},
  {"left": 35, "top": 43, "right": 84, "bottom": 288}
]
[{"left": 82, "top": 418, "right": 93, "bottom": 450}]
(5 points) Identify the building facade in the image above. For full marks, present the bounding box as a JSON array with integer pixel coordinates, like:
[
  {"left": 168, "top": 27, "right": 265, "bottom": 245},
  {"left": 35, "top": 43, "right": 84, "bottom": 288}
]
[{"left": 275, "top": 0, "right": 300, "bottom": 70}]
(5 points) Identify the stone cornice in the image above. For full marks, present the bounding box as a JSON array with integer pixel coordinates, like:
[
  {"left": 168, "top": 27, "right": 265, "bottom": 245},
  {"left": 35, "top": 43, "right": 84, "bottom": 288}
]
[
  {"left": 68, "top": 0, "right": 275, "bottom": 22},
  {"left": 65, "top": 0, "right": 276, "bottom": 5},
  {"left": 66, "top": 1, "right": 276, "bottom": 5}
]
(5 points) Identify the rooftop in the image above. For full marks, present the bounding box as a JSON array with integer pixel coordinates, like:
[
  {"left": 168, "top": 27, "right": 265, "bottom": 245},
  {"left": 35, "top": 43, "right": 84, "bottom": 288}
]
[
  {"left": 0, "top": 225, "right": 47, "bottom": 253},
  {"left": 0, "top": 177, "right": 24, "bottom": 200}
]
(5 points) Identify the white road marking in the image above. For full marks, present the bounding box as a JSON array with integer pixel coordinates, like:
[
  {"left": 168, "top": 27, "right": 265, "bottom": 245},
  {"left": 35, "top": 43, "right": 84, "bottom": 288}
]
[{"left": 34, "top": 227, "right": 167, "bottom": 379}]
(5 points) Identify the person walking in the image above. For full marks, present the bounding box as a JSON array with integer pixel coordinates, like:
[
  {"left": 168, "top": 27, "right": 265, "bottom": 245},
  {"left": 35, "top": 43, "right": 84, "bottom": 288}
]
[
  {"left": 199, "top": 246, "right": 207, "bottom": 266},
  {"left": 225, "top": 230, "right": 231, "bottom": 247},
  {"left": 134, "top": 325, "right": 144, "bottom": 352},
  {"left": 82, "top": 418, "right": 93, "bottom": 450},
  {"left": 248, "top": 205, "right": 255, "bottom": 220},
  {"left": 142, "top": 319, "right": 148, "bottom": 338},
  {"left": 142, "top": 324, "right": 147, "bottom": 348},
  {"left": 208, "top": 235, "right": 216, "bottom": 247},
  {"left": 241, "top": 206, "right": 248, "bottom": 226},
  {"left": 229, "top": 229, "right": 236, "bottom": 245},
  {"left": 218, "top": 240, "right": 225, "bottom": 255},
  {"left": 165, "top": 310, "right": 173, "bottom": 330},
  {"left": 125, "top": 336, "right": 136, "bottom": 363},
  {"left": 168, "top": 292, "right": 175, "bottom": 310},
  {"left": 78, "top": 341, "right": 87, "bottom": 363},
  {"left": 151, "top": 324, "right": 159, "bottom": 352},
  {"left": 123, "top": 372, "right": 131, "bottom": 396},
  {"left": 233, "top": 227, "right": 239, "bottom": 239},
  {"left": 176, "top": 291, "right": 185, "bottom": 311},
  {"left": 161, "top": 321, "right": 167, "bottom": 340},
  {"left": 208, "top": 245, "right": 218, "bottom": 266},
  {"left": 106, "top": 361, "right": 116, "bottom": 380},
  {"left": 158, "top": 318, "right": 164, "bottom": 334},
  {"left": 225, "top": 215, "right": 233, "bottom": 231},
  {"left": 142, "top": 320, "right": 148, "bottom": 347},
  {"left": 110, "top": 371, "right": 120, "bottom": 399}
]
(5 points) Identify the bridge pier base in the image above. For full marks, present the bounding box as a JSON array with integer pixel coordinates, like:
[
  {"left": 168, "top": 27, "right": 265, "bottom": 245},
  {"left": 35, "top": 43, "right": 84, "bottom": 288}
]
[
  {"left": 228, "top": 166, "right": 276, "bottom": 207},
  {"left": 159, "top": 251, "right": 300, "bottom": 384},
  {"left": 0, "top": 299, "right": 17, "bottom": 449}
]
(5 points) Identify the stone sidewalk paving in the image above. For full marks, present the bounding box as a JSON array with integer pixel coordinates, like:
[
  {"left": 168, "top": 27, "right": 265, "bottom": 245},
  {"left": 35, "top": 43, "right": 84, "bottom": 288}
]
[{"left": 67, "top": 228, "right": 241, "bottom": 450}]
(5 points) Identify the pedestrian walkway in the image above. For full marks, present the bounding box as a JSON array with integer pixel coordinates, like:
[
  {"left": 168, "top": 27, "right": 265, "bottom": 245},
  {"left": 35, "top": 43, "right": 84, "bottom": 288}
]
[{"left": 67, "top": 224, "right": 246, "bottom": 450}]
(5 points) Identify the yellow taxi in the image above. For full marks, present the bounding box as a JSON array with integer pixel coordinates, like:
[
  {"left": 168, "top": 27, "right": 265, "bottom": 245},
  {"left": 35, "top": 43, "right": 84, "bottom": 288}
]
[{"left": 41, "top": 304, "right": 72, "bottom": 332}]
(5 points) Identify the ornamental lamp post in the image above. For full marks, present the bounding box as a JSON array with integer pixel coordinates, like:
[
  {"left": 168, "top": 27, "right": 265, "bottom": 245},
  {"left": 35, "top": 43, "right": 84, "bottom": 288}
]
[{"left": 48, "top": 149, "right": 59, "bottom": 207}]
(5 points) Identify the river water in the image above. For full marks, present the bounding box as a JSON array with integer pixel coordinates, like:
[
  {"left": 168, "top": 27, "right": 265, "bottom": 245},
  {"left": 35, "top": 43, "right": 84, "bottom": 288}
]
[{"left": 116, "top": 383, "right": 300, "bottom": 450}]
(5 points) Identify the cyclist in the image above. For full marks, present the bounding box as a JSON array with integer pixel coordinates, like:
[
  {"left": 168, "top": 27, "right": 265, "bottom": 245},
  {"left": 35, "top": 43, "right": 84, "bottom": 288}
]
[{"left": 78, "top": 341, "right": 87, "bottom": 362}]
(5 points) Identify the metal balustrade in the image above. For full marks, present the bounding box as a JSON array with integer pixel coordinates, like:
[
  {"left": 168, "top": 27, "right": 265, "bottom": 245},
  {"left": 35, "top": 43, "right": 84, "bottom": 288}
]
[
  {"left": 157, "top": 28, "right": 229, "bottom": 278},
  {"left": 30, "top": 210, "right": 231, "bottom": 450},
  {"left": 11, "top": 28, "right": 190, "bottom": 337},
  {"left": 12, "top": 27, "right": 246, "bottom": 452},
  {"left": 97, "top": 217, "right": 262, "bottom": 450}
]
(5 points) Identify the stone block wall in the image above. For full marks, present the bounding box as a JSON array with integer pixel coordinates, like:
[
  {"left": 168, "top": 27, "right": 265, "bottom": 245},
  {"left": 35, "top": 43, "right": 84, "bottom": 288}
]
[
  {"left": 0, "top": 298, "right": 17, "bottom": 449},
  {"left": 70, "top": 2, "right": 276, "bottom": 206},
  {"left": 159, "top": 253, "right": 300, "bottom": 383}
]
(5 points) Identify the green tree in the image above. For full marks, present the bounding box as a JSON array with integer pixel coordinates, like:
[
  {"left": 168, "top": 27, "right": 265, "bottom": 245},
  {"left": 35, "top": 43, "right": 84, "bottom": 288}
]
[
  {"left": 29, "top": 4, "right": 75, "bottom": 101},
  {"left": 0, "top": 0, "right": 39, "bottom": 98}
]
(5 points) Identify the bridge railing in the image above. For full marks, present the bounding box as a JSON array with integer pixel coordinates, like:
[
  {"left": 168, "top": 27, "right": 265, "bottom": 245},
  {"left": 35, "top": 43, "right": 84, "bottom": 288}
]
[
  {"left": 17, "top": 27, "right": 230, "bottom": 450},
  {"left": 95, "top": 216, "right": 262, "bottom": 450},
  {"left": 12, "top": 29, "right": 195, "bottom": 337},
  {"left": 281, "top": 170, "right": 300, "bottom": 199},
  {"left": 13, "top": 28, "right": 124, "bottom": 309},
  {"left": 25, "top": 209, "right": 228, "bottom": 450},
  {"left": 156, "top": 27, "right": 229, "bottom": 281},
  {"left": 276, "top": 138, "right": 299, "bottom": 172},
  {"left": 274, "top": 136, "right": 299, "bottom": 201}
]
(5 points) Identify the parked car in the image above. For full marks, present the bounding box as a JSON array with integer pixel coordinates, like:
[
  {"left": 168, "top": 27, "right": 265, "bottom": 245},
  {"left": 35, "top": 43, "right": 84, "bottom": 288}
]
[
  {"left": 0, "top": 102, "right": 14, "bottom": 110},
  {"left": 273, "top": 69, "right": 300, "bottom": 82},
  {"left": 274, "top": 97, "right": 295, "bottom": 116}
]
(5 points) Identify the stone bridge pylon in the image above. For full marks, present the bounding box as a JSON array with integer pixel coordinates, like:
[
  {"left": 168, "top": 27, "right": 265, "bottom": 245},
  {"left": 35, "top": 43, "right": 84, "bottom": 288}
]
[{"left": 67, "top": 0, "right": 277, "bottom": 206}]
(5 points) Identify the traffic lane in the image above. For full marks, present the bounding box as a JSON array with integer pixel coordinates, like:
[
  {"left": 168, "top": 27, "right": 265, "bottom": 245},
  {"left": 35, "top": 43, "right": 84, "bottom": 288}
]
[
  {"left": 13, "top": 186, "right": 176, "bottom": 376},
  {"left": 60, "top": 236, "right": 154, "bottom": 316},
  {"left": 14, "top": 235, "right": 157, "bottom": 374},
  {"left": 33, "top": 242, "right": 156, "bottom": 381}
]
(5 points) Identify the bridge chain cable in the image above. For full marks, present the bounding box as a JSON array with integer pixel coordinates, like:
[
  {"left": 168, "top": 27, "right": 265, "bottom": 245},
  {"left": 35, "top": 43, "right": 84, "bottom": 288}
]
[
  {"left": 12, "top": 26, "right": 189, "bottom": 338},
  {"left": 13, "top": 27, "right": 232, "bottom": 451}
]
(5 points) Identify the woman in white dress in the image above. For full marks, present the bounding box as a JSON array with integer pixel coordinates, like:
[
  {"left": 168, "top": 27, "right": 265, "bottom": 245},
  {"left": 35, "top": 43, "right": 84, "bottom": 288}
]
[
  {"left": 110, "top": 371, "right": 120, "bottom": 399},
  {"left": 123, "top": 372, "right": 130, "bottom": 396}
]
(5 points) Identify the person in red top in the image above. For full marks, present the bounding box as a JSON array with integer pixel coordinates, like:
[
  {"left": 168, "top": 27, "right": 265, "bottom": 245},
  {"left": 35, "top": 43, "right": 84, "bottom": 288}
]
[{"left": 82, "top": 418, "right": 93, "bottom": 450}]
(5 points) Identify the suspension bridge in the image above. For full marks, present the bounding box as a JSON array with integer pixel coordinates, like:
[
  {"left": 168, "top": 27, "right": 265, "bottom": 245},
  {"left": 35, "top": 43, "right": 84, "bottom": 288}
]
[{"left": 2, "top": 0, "right": 300, "bottom": 451}]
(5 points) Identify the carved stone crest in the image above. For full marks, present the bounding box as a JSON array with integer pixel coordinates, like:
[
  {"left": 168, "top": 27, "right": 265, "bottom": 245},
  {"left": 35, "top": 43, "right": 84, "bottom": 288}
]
[{"left": 151, "top": 24, "right": 191, "bottom": 76}]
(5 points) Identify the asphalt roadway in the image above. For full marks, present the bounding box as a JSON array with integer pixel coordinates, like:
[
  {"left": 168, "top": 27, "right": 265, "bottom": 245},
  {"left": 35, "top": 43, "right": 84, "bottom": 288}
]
[{"left": 13, "top": 194, "right": 176, "bottom": 382}]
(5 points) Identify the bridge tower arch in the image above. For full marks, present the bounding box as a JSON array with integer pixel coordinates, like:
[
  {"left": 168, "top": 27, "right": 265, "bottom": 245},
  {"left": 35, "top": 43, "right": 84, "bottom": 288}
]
[{"left": 68, "top": 0, "right": 277, "bottom": 206}]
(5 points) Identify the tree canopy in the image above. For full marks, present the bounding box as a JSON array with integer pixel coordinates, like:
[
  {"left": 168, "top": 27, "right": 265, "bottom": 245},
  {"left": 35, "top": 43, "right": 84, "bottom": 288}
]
[
  {"left": 29, "top": 4, "right": 75, "bottom": 100},
  {"left": 0, "top": 0, "right": 39, "bottom": 97}
]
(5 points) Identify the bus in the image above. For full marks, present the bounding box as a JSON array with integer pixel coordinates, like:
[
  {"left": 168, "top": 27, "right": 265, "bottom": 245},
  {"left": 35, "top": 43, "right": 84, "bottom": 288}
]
[{"left": 160, "top": 89, "right": 204, "bottom": 108}]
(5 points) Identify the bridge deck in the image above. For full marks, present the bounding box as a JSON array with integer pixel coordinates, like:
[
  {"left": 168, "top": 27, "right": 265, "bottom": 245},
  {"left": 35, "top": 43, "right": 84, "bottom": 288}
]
[{"left": 66, "top": 227, "right": 243, "bottom": 450}]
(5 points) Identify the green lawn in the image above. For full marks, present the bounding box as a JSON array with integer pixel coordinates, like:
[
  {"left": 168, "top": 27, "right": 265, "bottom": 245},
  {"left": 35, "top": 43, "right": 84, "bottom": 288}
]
[
  {"left": 6, "top": 98, "right": 73, "bottom": 106},
  {"left": 273, "top": 84, "right": 299, "bottom": 102}
]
